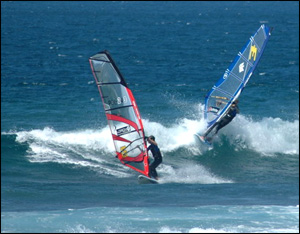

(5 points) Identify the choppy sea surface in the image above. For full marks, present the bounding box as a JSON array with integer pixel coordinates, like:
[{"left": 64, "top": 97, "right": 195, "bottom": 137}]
[{"left": 1, "top": 1, "right": 299, "bottom": 233}]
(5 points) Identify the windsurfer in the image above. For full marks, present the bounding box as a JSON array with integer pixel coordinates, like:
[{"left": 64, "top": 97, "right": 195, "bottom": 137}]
[
  {"left": 145, "top": 135, "right": 162, "bottom": 180},
  {"left": 204, "top": 100, "right": 240, "bottom": 142}
]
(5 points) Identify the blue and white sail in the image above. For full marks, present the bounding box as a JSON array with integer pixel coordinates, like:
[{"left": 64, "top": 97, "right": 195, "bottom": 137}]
[{"left": 202, "top": 25, "right": 272, "bottom": 136}]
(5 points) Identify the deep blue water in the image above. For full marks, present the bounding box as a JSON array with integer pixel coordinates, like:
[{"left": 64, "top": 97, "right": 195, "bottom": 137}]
[{"left": 1, "top": 1, "right": 299, "bottom": 233}]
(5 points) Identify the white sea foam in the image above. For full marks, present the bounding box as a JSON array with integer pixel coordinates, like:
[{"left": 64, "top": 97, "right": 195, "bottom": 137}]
[
  {"left": 9, "top": 110, "right": 299, "bottom": 181},
  {"left": 11, "top": 123, "right": 229, "bottom": 183},
  {"left": 158, "top": 163, "right": 233, "bottom": 184},
  {"left": 226, "top": 115, "right": 299, "bottom": 155},
  {"left": 16, "top": 126, "right": 114, "bottom": 152},
  {"left": 143, "top": 112, "right": 299, "bottom": 156},
  {"left": 14, "top": 127, "right": 130, "bottom": 178},
  {"left": 142, "top": 118, "right": 206, "bottom": 153}
]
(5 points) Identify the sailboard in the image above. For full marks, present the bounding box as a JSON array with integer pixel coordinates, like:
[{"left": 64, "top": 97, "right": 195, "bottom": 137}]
[
  {"left": 138, "top": 175, "right": 159, "bottom": 184},
  {"left": 89, "top": 51, "right": 150, "bottom": 178},
  {"left": 199, "top": 25, "right": 272, "bottom": 139},
  {"left": 195, "top": 134, "right": 212, "bottom": 146}
]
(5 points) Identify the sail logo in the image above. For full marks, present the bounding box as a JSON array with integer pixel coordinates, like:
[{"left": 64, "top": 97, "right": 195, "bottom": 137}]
[
  {"left": 117, "top": 126, "right": 131, "bottom": 136},
  {"left": 249, "top": 45, "right": 257, "bottom": 61},
  {"left": 239, "top": 62, "right": 245, "bottom": 73},
  {"left": 120, "top": 146, "right": 128, "bottom": 158},
  {"left": 107, "top": 96, "right": 128, "bottom": 106},
  {"left": 117, "top": 96, "right": 127, "bottom": 105}
]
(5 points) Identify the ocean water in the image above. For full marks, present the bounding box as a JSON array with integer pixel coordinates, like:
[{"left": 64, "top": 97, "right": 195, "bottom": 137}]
[{"left": 1, "top": 1, "right": 299, "bottom": 233}]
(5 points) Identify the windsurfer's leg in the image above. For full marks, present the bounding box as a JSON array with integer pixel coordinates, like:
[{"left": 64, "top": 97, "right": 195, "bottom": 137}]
[
  {"left": 151, "top": 168, "right": 158, "bottom": 179},
  {"left": 149, "top": 163, "right": 155, "bottom": 178},
  {"left": 214, "top": 117, "right": 232, "bottom": 135},
  {"left": 205, "top": 124, "right": 219, "bottom": 140},
  {"left": 149, "top": 158, "right": 162, "bottom": 179}
]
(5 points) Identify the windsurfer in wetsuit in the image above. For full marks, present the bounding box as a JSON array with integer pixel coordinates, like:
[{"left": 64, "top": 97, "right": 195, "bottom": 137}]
[
  {"left": 145, "top": 135, "right": 162, "bottom": 180},
  {"left": 205, "top": 100, "right": 240, "bottom": 142}
]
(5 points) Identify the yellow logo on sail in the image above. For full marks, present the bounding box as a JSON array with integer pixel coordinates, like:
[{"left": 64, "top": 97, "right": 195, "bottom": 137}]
[
  {"left": 249, "top": 45, "right": 257, "bottom": 61},
  {"left": 120, "top": 146, "right": 128, "bottom": 158}
]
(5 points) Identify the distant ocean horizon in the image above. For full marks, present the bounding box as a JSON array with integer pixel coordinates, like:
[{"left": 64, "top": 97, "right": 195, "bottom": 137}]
[{"left": 2, "top": 1, "right": 299, "bottom": 233}]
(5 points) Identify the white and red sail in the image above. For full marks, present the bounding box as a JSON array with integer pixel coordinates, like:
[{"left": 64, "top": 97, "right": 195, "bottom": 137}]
[{"left": 89, "top": 51, "right": 149, "bottom": 177}]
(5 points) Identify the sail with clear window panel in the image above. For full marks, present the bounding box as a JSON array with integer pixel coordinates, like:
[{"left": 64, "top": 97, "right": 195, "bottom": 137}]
[{"left": 89, "top": 51, "right": 149, "bottom": 177}]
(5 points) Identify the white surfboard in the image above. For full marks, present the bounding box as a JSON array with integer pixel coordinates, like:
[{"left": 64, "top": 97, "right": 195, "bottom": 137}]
[
  {"left": 194, "top": 133, "right": 212, "bottom": 146},
  {"left": 194, "top": 134, "right": 213, "bottom": 151},
  {"left": 138, "top": 175, "right": 159, "bottom": 184}
]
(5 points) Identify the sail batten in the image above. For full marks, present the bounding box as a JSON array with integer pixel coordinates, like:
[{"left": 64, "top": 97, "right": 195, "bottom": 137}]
[
  {"left": 202, "top": 25, "right": 272, "bottom": 136},
  {"left": 89, "top": 51, "right": 149, "bottom": 177},
  {"left": 105, "top": 105, "right": 134, "bottom": 112}
]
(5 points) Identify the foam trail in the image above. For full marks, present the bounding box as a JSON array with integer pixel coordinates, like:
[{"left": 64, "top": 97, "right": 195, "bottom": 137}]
[
  {"left": 158, "top": 163, "right": 233, "bottom": 184},
  {"left": 15, "top": 127, "right": 114, "bottom": 152},
  {"left": 13, "top": 127, "right": 131, "bottom": 178}
]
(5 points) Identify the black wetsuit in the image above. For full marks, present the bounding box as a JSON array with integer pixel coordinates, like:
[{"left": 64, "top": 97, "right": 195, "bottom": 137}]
[
  {"left": 147, "top": 144, "right": 162, "bottom": 179},
  {"left": 214, "top": 105, "right": 239, "bottom": 135}
]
